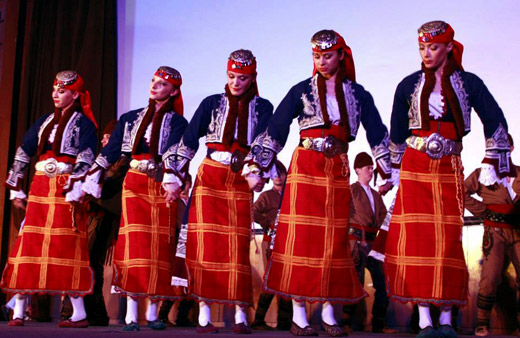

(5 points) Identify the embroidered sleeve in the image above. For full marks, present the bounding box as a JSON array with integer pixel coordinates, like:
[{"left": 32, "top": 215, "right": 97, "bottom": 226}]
[
  {"left": 358, "top": 86, "right": 391, "bottom": 179},
  {"left": 5, "top": 115, "right": 49, "bottom": 190},
  {"left": 251, "top": 99, "right": 274, "bottom": 144},
  {"left": 389, "top": 141, "right": 406, "bottom": 169},
  {"left": 163, "top": 140, "right": 193, "bottom": 183},
  {"left": 390, "top": 80, "right": 412, "bottom": 146},
  {"left": 244, "top": 87, "right": 297, "bottom": 172},
  {"left": 72, "top": 118, "right": 98, "bottom": 177},
  {"left": 482, "top": 124, "right": 514, "bottom": 178},
  {"left": 97, "top": 114, "right": 134, "bottom": 170},
  {"left": 164, "top": 98, "right": 214, "bottom": 183},
  {"left": 5, "top": 147, "right": 30, "bottom": 190},
  {"left": 179, "top": 97, "right": 214, "bottom": 157},
  {"left": 371, "top": 133, "right": 391, "bottom": 180},
  {"left": 388, "top": 141, "right": 407, "bottom": 185},
  {"left": 465, "top": 73, "right": 513, "bottom": 178}
]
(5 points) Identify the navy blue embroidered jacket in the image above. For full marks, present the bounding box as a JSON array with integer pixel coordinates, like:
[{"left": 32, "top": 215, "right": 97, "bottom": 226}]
[
  {"left": 95, "top": 107, "right": 188, "bottom": 169},
  {"left": 389, "top": 70, "right": 511, "bottom": 174},
  {"left": 168, "top": 93, "right": 273, "bottom": 176},
  {"left": 250, "top": 75, "right": 391, "bottom": 177},
  {"left": 6, "top": 111, "right": 97, "bottom": 190}
]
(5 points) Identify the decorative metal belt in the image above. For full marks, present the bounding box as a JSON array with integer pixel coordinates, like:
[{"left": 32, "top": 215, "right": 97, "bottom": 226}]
[
  {"left": 485, "top": 209, "right": 520, "bottom": 225},
  {"left": 130, "top": 159, "right": 162, "bottom": 178},
  {"left": 348, "top": 227, "right": 377, "bottom": 241},
  {"left": 406, "top": 133, "right": 462, "bottom": 159},
  {"left": 207, "top": 149, "right": 246, "bottom": 173},
  {"left": 300, "top": 135, "right": 348, "bottom": 158},
  {"left": 35, "top": 158, "right": 73, "bottom": 178}
]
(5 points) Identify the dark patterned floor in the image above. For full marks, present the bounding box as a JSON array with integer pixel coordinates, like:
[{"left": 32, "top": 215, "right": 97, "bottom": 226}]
[{"left": 0, "top": 322, "right": 515, "bottom": 338}]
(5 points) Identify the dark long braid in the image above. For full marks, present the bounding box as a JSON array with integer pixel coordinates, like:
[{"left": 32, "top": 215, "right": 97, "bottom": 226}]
[
  {"left": 420, "top": 55, "right": 464, "bottom": 139},
  {"left": 132, "top": 96, "right": 174, "bottom": 161},
  {"left": 316, "top": 66, "right": 351, "bottom": 139},
  {"left": 223, "top": 84, "right": 256, "bottom": 147},
  {"left": 37, "top": 101, "right": 81, "bottom": 156}
]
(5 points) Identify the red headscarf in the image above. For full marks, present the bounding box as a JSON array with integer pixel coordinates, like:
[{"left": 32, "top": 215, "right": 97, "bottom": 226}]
[
  {"left": 154, "top": 66, "right": 184, "bottom": 116},
  {"left": 227, "top": 49, "right": 257, "bottom": 75},
  {"left": 54, "top": 70, "right": 98, "bottom": 128},
  {"left": 418, "top": 21, "right": 464, "bottom": 71},
  {"left": 227, "top": 49, "right": 258, "bottom": 95},
  {"left": 311, "top": 30, "right": 356, "bottom": 82}
]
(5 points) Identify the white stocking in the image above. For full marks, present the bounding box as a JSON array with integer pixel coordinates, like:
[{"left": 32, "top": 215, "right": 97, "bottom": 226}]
[
  {"left": 235, "top": 305, "right": 248, "bottom": 325},
  {"left": 12, "top": 294, "right": 27, "bottom": 320},
  {"left": 439, "top": 305, "right": 452, "bottom": 326},
  {"left": 292, "top": 300, "right": 309, "bottom": 328},
  {"left": 146, "top": 299, "right": 158, "bottom": 322},
  {"left": 198, "top": 301, "right": 211, "bottom": 326},
  {"left": 321, "top": 301, "right": 337, "bottom": 325},
  {"left": 70, "top": 296, "right": 87, "bottom": 321},
  {"left": 125, "top": 296, "right": 139, "bottom": 324},
  {"left": 418, "top": 304, "right": 433, "bottom": 329}
]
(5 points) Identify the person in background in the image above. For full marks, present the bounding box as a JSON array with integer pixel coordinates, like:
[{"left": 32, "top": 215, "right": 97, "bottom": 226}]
[
  {"left": 342, "top": 152, "right": 396, "bottom": 334},
  {"left": 251, "top": 160, "right": 292, "bottom": 331},
  {"left": 465, "top": 134, "right": 520, "bottom": 336}
]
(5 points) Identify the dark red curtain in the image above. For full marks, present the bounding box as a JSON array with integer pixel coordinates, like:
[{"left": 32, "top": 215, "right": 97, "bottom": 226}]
[
  {"left": 1, "top": 0, "right": 117, "bottom": 283},
  {"left": 13, "top": 0, "right": 117, "bottom": 138}
]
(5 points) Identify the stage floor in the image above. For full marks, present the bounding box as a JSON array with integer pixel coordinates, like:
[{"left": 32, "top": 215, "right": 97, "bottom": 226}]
[{"left": 0, "top": 322, "right": 513, "bottom": 338}]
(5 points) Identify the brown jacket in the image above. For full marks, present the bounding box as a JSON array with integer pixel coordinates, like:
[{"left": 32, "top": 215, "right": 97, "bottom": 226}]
[
  {"left": 464, "top": 166, "right": 520, "bottom": 217},
  {"left": 253, "top": 188, "right": 282, "bottom": 230},
  {"left": 349, "top": 182, "right": 387, "bottom": 229}
]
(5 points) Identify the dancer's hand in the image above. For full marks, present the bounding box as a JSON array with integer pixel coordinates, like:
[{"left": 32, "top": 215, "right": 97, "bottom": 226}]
[
  {"left": 163, "top": 182, "right": 181, "bottom": 206},
  {"left": 12, "top": 198, "right": 26, "bottom": 211},
  {"left": 378, "top": 182, "right": 393, "bottom": 196},
  {"left": 245, "top": 173, "right": 265, "bottom": 192}
]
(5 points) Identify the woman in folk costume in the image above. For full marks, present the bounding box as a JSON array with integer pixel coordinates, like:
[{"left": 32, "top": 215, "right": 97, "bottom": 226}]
[
  {"left": 384, "top": 20, "right": 513, "bottom": 338},
  {"left": 2, "top": 70, "right": 98, "bottom": 328},
  {"left": 245, "top": 30, "right": 392, "bottom": 337},
  {"left": 82, "top": 66, "right": 188, "bottom": 331},
  {"left": 168, "top": 49, "right": 273, "bottom": 334}
]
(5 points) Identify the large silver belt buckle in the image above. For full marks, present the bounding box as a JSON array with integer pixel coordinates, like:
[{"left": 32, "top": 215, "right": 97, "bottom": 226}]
[
  {"left": 425, "top": 133, "right": 445, "bottom": 159},
  {"left": 44, "top": 158, "right": 58, "bottom": 178},
  {"left": 230, "top": 149, "right": 245, "bottom": 173},
  {"left": 323, "top": 136, "right": 337, "bottom": 158},
  {"left": 146, "top": 160, "right": 159, "bottom": 178},
  {"left": 135, "top": 160, "right": 147, "bottom": 173}
]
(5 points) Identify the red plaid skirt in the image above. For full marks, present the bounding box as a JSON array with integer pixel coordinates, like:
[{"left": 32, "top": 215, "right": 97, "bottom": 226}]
[
  {"left": 1, "top": 172, "right": 93, "bottom": 296},
  {"left": 264, "top": 147, "right": 366, "bottom": 303},
  {"left": 112, "top": 170, "right": 179, "bottom": 300},
  {"left": 385, "top": 146, "right": 468, "bottom": 305},
  {"left": 186, "top": 158, "right": 253, "bottom": 306}
]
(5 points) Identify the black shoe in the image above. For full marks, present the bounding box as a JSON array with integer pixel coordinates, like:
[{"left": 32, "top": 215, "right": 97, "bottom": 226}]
[
  {"left": 1, "top": 305, "right": 11, "bottom": 321},
  {"left": 176, "top": 318, "right": 195, "bottom": 327},
  {"left": 251, "top": 320, "right": 274, "bottom": 330},
  {"left": 417, "top": 326, "right": 437, "bottom": 338},
  {"left": 437, "top": 325, "right": 457, "bottom": 338},
  {"left": 276, "top": 322, "right": 292, "bottom": 330}
]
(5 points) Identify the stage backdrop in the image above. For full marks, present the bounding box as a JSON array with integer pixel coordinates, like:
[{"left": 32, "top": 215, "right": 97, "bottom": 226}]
[{"left": 117, "top": 0, "right": 520, "bottom": 204}]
